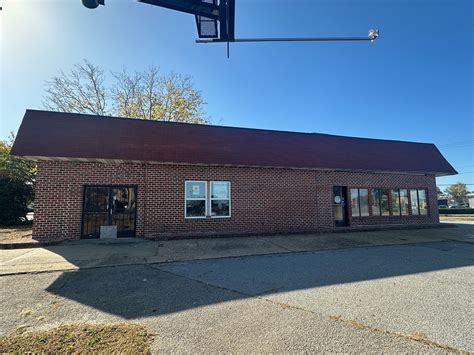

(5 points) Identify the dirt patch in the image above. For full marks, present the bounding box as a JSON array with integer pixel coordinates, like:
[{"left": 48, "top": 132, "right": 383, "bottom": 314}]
[
  {"left": 0, "top": 323, "right": 152, "bottom": 353},
  {"left": 440, "top": 215, "right": 474, "bottom": 223},
  {"left": 0, "top": 226, "right": 33, "bottom": 242}
]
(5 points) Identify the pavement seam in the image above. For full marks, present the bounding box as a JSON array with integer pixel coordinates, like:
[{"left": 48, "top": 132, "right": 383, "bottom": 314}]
[
  {"left": 152, "top": 265, "right": 469, "bottom": 354},
  {"left": 260, "top": 238, "right": 294, "bottom": 252}
]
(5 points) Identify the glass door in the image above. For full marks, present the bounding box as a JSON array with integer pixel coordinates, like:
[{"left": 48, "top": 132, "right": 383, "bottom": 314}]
[
  {"left": 333, "top": 186, "right": 349, "bottom": 227},
  {"left": 111, "top": 187, "right": 137, "bottom": 237},
  {"left": 82, "top": 186, "right": 137, "bottom": 238}
]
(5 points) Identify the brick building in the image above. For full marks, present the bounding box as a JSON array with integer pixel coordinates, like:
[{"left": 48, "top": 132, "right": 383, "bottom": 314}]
[{"left": 11, "top": 110, "right": 457, "bottom": 241}]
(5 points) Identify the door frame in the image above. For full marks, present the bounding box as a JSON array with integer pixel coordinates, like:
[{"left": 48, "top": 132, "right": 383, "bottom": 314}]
[
  {"left": 333, "top": 186, "right": 349, "bottom": 227},
  {"left": 81, "top": 185, "right": 138, "bottom": 239}
]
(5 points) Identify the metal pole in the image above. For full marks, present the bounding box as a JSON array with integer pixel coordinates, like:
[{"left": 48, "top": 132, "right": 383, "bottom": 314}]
[{"left": 196, "top": 36, "right": 377, "bottom": 43}]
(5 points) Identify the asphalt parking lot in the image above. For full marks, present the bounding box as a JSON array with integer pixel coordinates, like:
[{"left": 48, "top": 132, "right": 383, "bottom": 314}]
[{"left": 1, "top": 234, "right": 473, "bottom": 352}]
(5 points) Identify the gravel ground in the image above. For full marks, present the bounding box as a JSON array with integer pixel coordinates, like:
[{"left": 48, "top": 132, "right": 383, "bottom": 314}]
[
  {"left": 1, "top": 241, "right": 473, "bottom": 352},
  {"left": 0, "top": 226, "right": 32, "bottom": 242}
]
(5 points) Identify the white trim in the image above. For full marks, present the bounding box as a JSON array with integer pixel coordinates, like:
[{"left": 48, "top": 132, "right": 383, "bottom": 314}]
[
  {"left": 184, "top": 181, "right": 207, "bottom": 219},
  {"left": 210, "top": 181, "right": 231, "bottom": 218}
]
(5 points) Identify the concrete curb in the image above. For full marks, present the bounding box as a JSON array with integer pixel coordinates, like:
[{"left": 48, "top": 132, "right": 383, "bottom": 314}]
[
  {"left": 2, "top": 223, "right": 454, "bottom": 249},
  {"left": 0, "top": 238, "right": 464, "bottom": 277},
  {"left": 0, "top": 240, "right": 62, "bottom": 250}
]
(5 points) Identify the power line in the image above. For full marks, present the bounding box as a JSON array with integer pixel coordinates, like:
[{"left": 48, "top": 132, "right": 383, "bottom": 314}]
[
  {"left": 438, "top": 139, "right": 474, "bottom": 148},
  {"left": 455, "top": 165, "right": 474, "bottom": 169},
  {"left": 439, "top": 144, "right": 473, "bottom": 150}
]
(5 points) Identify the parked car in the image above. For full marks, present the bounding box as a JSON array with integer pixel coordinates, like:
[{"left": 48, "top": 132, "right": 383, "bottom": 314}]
[
  {"left": 438, "top": 205, "right": 448, "bottom": 209},
  {"left": 449, "top": 204, "right": 468, "bottom": 209}
]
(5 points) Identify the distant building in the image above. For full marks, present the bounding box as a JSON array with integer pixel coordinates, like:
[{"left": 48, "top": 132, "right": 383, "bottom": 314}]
[{"left": 468, "top": 193, "right": 474, "bottom": 209}]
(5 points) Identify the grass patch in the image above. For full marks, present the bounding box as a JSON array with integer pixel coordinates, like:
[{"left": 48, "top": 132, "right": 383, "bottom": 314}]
[{"left": 0, "top": 323, "right": 152, "bottom": 353}]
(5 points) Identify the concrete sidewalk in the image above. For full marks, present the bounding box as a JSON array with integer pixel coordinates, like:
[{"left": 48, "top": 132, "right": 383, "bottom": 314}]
[{"left": 1, "top": 223, "right": 473, "bottom": 276}]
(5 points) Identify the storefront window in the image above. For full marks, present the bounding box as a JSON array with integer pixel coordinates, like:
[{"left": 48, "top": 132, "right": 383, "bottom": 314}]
[
  {"left": 418, "top": 189, "right": 428, "bottom": 215},
  {"left": 351, "top": 188, "right": 369, "bottom": 217},
  {"left": 391, "top": 189, "right": 400, "bottom": 216},
  {"left": 410, "top": 189, "right": 419, "bottom": 215},
  {"left": 400, "top": 189, "right": 409, "bottom": 216}
]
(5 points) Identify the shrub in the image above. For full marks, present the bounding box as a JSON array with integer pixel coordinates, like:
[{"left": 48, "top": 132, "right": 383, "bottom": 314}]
[
  {"left": 439, "top": 208, "right": 474, "bottom": 215},
  {"left": 0, "top": 177, "right": 34, "bottom": 226}
]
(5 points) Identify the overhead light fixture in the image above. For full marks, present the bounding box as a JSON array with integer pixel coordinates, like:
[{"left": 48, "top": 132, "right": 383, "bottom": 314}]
[{"left": 80, "top": 0, "right": 380, "bottom": 57}]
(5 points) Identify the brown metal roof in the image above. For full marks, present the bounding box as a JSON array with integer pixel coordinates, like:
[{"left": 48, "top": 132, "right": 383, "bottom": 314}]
[{"left": 11, "top": 110, "right": 457, "bottom": 176}]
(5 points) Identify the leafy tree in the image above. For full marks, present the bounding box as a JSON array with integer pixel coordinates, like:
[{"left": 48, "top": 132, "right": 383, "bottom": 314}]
[
  {"left": 444, "top": 182, "right": 469, "bottom": 204},
  {"left": 0, "top": 135, "right": 36, "bottom": 225},
  {"left": 43, "top": 60, "right": 209, "bottom": 124},
  {"left": 0, "top": 177, "right": 33, "bottom": 226},
  {"left": 0, "top": 134, "right": 36, "bottom": 185}
]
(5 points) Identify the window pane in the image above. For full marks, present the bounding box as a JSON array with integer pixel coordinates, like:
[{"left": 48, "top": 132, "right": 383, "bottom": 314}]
[
  {"left": 418, "top": 189, "right": 428, "bottom": 215},
  {"left": 400, "top": 189, "right": 409, "bottom": 216},
  {"left": 359, "top": 189, "right": 369, "bottom": 216},
  {"left": 410, "top": 190, "right": 419, "bottom": 215},
  {"left": 186, "top": 200, "right": 206, "bottom": 217},
  {"left": 185, "top": 181, "right": 206, "bottom": 199},
  {"left": 391, "top": 189, "right": 400, "bottom": 215},
  {"left": 211, "top": 200, "right": 230, "bottom": 217},
  {"left": 112, "top": 187, "right": 136, "bottom": 213},
  {"left": 211, "top": 182, "right": 229, "bottom": 199},
  {"left": 351, "top": 189, "right": 360, "bottom": 217},
  {"left": 381, "top": 190, "right": 390, "bottom": 216},
  {"left": 84, "top": 187, "right": 108, "bottom": 212},
  {"left": 372, "top": 189, "right": 381, "bottom": 216}
]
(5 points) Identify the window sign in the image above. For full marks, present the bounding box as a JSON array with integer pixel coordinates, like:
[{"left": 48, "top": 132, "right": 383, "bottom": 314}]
[
  {"left": 185, "top": 181, "right": 207, "bottom": 218},
  {"left": 186, "top": 181, "right": 206, "bottom": 199}
]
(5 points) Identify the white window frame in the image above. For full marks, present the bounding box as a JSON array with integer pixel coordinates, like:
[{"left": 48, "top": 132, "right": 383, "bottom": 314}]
[
  {"left": 184, "top": 181, "right": 207, "bottom": 219},
  {"left": 210, "top": 181, "right": 231, "bottom": 218}
]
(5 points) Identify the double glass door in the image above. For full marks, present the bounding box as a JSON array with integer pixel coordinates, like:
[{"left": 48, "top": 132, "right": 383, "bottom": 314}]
[{"left": 82, "top": 186, "right": 137, "bottom": 238}]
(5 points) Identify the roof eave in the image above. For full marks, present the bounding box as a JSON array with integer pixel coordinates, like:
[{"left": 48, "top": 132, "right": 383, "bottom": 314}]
[{"left": 12, "top": 154, "right": 456, "bottom": 177}]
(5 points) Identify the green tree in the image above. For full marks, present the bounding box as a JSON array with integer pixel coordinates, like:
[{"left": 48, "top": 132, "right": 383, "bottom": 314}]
[
  {"left": 444, "top": 182, "right": 469, "bottom": 205},
  {"left": 0, "top": 134, "right": 36, "bottom": 225},
  {"left": 43, "top": 60, "right": 209, "bottom": 124},
  {"left": 0, "top": 134, "right": 36, "bottom": 185},
  {"left": 0, "top": 177, "right": 33, "bottom": 226}
]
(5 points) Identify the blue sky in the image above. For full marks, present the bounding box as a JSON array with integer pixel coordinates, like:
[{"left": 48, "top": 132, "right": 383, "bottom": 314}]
[{"left": 1, "top": 0, "right": 472, "bottom": 187}]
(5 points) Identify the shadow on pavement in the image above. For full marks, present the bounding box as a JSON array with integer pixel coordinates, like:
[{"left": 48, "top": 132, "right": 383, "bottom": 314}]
[{"left": 45, "top": 239, "right": 474, "bottom": 319}]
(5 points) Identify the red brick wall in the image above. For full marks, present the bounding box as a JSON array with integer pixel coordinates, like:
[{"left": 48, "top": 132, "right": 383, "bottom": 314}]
[{"left": 33, "top": 161, "right": 439, "bottom": 241}]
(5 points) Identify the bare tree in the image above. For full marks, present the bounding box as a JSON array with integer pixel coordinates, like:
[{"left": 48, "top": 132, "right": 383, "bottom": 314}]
[
  {"left": 43, "top": 60, "right": 209, "bottom": 124},
  {"left": 111, "top": 66, "right": 208, "bottom": 124},
  {"left": 43, "top": 60, "right": 108, "bottom": 115}
]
